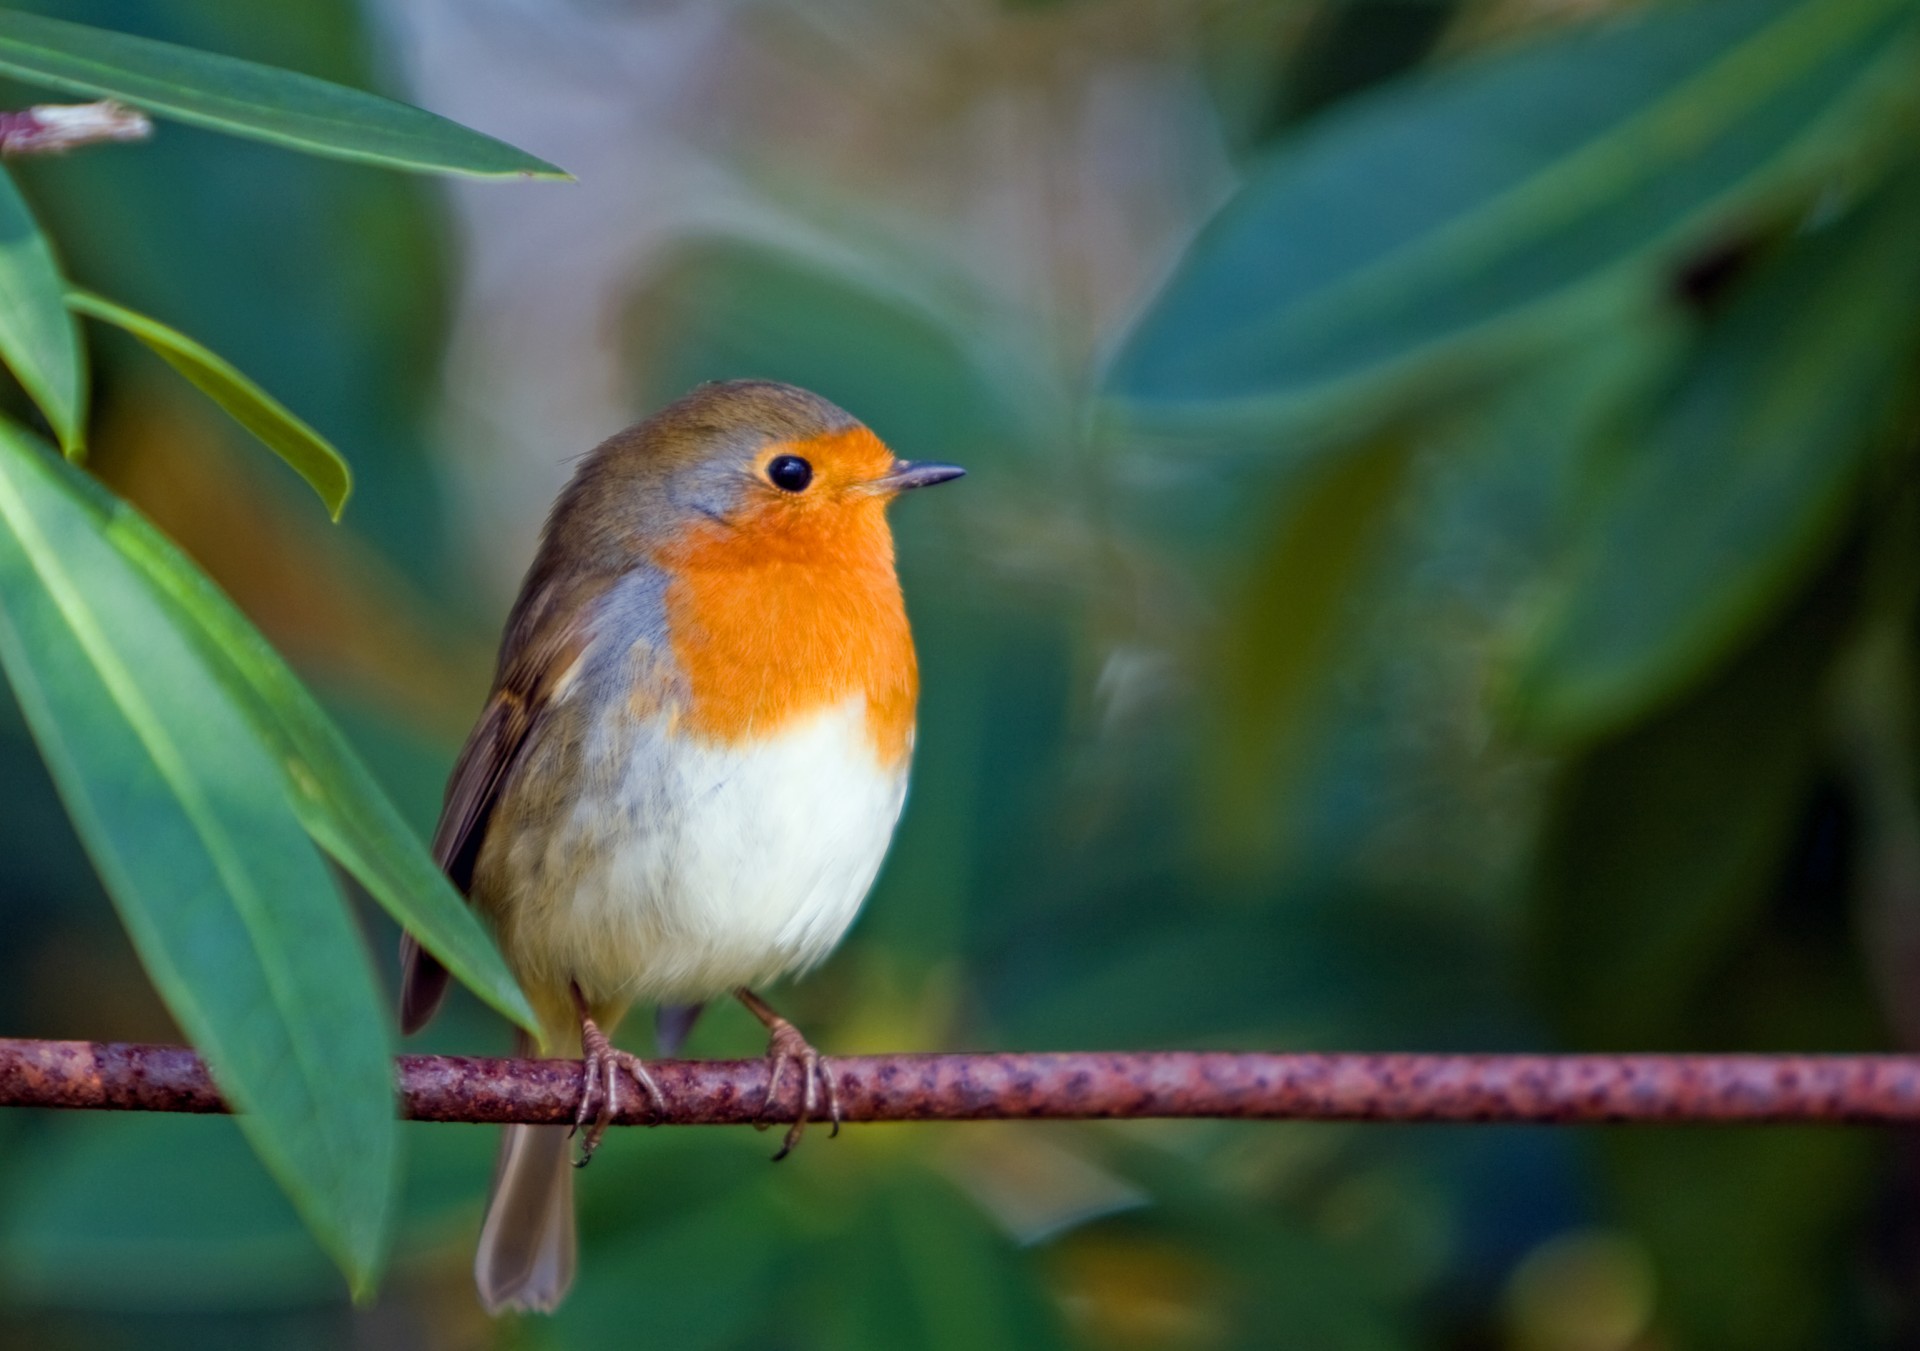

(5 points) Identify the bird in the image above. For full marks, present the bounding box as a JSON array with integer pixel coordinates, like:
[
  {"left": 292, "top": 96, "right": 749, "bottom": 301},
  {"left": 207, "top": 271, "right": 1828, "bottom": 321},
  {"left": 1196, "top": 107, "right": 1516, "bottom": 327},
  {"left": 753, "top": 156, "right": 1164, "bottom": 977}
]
[{"left": 396, "top": 380, "right": 963, "bottom": 1314}]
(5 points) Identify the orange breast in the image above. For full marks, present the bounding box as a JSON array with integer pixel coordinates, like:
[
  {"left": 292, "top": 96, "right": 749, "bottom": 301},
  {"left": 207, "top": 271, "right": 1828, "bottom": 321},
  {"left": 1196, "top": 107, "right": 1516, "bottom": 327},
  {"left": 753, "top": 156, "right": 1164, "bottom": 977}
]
[{"left": 659, "top": 495, "right": 918, "bottom": 768}]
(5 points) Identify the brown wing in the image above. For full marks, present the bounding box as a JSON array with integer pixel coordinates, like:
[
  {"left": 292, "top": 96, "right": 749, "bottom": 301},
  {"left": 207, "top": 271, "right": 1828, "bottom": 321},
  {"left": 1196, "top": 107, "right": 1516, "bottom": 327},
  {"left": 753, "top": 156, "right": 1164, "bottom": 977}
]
[{"left": 398, "top": 596, "right": 596, "bottom": 1035}]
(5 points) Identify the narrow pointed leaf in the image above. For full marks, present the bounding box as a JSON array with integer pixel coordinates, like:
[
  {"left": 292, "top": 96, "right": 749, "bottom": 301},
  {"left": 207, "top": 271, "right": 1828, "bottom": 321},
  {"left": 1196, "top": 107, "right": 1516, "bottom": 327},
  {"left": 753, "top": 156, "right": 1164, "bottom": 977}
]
[
  {"left": 1111, "top": 0, "right": 1920, "bottom": 431},
  {"left": 0, "top": 10, "right": 566, "bottom": 179},
  {"left": 67, "top": 289, "right": 350, "bottom": 518},
  {"left": 0, "top": 420, "right": 396, "bottom": 1294},
  {"left": 0, "top": 168, "right": 81, "bottom": 454},
  {"left": 94, "top": 479, "right": 538, "bottom": 1037}
]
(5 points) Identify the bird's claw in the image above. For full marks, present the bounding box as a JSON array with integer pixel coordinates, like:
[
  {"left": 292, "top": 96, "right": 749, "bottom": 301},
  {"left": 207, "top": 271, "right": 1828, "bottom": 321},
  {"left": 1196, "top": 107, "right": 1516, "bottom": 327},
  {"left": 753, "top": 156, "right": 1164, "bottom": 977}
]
[
  {"left": 756, "top": 1019, "right": 841, "bottom": 1161},
  {"left": 571, "top": 1017, "right": 666, "bottom": 1167}
]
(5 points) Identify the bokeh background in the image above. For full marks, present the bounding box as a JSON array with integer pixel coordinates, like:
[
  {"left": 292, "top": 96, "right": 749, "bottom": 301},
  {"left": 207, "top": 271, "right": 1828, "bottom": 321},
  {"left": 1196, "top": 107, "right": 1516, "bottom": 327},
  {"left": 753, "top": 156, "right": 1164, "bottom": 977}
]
[{"left": 4, "top": 0, "right": 1920, "bottom": 1347}]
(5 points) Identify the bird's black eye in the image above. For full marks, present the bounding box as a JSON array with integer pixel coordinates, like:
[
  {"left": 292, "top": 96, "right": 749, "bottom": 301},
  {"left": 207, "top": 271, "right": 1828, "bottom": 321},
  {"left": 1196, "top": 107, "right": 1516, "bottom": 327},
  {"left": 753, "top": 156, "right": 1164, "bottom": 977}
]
[{"left": 766, "top": 454, "right": 813, "bottom": 492}]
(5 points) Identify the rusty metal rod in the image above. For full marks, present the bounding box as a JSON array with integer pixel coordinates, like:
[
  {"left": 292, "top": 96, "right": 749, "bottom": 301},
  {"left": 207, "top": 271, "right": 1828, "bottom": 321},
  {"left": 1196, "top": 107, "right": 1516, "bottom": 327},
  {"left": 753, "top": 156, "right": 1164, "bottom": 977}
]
[{"left": 6, "top": 1039, "right": 1920, "bottom": 1126}]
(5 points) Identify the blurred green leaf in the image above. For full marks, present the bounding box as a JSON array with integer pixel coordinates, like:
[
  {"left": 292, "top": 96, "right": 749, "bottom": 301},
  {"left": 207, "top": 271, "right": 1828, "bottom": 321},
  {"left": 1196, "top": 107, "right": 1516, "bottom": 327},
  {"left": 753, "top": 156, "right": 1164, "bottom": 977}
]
[
  {"left": 94, "top": 468, "right": 538, "bottom": 1038},
  {"left": 563, "top": 1184, "right": 788, "bottom": 1349},
  {"left": 67, "top": 288, "right": 351, "bottom": 518},
  {"left": 1111, "top": 0, "right": 1919, "bottom": 432},
  {"left": 1590, "top": 914, "right": 1884, "bottom": 1349},
  {"left": 1268, "top": 0, "right": 1458, "bottom": 130},
  {"left": 0, "top": 9, "right": 567, "bottom": 178},
  {"left": 0, "top": 165, "right": 81, "bottom": 454},
  {"left": 1206, "top": 436, "right": 1414, "bottom": 863},
  {"left": 804, "top": 1169, "right": 1070, "bottom": 1351},
  {"left": 0, "top": 1115, "right": 497, "bottom": 1310},
  {"left": 1605, "top": 1127, "right": 1874, "bottom": 1351},
  {"left": 1527, "top": 558, "right": 1853, "bottom": 1047},
  {"left": 0, "top": 419, "right": 396, "bottom": 1294},
  {"left": 1000, "top": 893, "right": 1516, "bottom": 1052},
  {"left": 1510, "top": 169, "right": 1920, "bottom": 741},
  {"left": 0, "top": 1115, "right": 351, "bottom": 1310},
  {"left": 1532, "top": 538, "right": 1886, "bottom": 1346},
  {"left": 1087, "top": 1136, "right": 1416, "bottom": 1351}
]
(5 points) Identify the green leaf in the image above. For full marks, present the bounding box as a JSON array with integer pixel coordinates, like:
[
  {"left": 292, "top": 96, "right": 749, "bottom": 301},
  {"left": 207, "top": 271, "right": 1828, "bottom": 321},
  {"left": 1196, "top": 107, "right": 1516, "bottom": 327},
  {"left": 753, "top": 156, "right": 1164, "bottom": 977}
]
[
  {"left": 92, "top": 469, "right": 539, "bottom": 1038},
  {"left": 0, "top": 10, "right": 567, "bottom": 179},
  {"left": 0, "top": 419, "right": 396, "bottom": 1294},
  {"left": 1509, "top": 168, "right": 1920, "bottom": 742},
  {"left": 0, "top": 167, "right": 82, "bottom": 455},
  {"left": 67, "top": 288, "right": 351, "bottom": 519},
  {"left": 1203, "top": 436, "right": 1415, "bottom": 864},
  {"left": 1090, "top": 1138, "right": 1416, "bottom": 1351},
  {"left": 0, "top": 1115, "right": 499, "bottom": 1311},
  {"left": 564, "top": 1183, "right": 788, "bottom": 1347},
  {"left": 1531, "top": 578, "right": 1888, "bottom": 1350},
  {"left": 0, "top": 1115, "right": 351, "bottom": 1310},
  {"left": 1110, "top": 0, "right": 1920, "bottom": 432},
  {"left": 1526, "top": 561, "right": 1853, "bottom": 1047},
  {"left": 1604, "top": 1127, "right": 1875, "bottom": 1351},
  {"left": 807, "top": 1170, "right": 1071, "bottom": 1351}
]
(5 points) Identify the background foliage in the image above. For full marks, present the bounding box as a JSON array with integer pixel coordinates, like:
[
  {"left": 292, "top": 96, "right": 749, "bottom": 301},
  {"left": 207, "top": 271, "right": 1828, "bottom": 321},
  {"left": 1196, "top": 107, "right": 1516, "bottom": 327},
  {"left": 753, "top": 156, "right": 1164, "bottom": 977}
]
[{"left": 2, "top": 0, "right": 1920, "bottom": 1348}]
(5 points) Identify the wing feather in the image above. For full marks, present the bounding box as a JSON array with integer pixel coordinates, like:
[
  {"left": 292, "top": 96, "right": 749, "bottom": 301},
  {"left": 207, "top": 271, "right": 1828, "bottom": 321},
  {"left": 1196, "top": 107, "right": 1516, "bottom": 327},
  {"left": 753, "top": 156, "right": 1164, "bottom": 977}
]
[{"left": 398, "top": 595, "right": 596, "bottom": 1035}]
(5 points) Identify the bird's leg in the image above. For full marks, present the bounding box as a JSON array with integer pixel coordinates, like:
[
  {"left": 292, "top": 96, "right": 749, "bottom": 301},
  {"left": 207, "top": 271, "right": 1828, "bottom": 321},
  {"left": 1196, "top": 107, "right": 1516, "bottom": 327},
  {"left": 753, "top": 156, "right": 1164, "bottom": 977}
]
[
  {"left": 735, "top": 987, "right": 840, "bottom": 1161},
  {"left": 570, "top": 982, "right": 665, "bottom": 1167}
]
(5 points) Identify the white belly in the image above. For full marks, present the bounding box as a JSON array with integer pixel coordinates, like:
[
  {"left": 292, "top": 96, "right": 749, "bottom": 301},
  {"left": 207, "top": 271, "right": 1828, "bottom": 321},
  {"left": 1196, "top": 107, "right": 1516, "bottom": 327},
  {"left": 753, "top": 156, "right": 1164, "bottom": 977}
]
[{"left": 498, "top": 695, "right": 908, "bottom": 1007}]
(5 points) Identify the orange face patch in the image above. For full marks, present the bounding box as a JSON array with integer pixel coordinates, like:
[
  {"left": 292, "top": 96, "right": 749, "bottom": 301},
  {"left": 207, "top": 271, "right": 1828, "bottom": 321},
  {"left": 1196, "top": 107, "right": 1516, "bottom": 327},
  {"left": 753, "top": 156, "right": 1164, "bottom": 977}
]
[
  {"left": 656, "top": 428, "right": 919, "bottom": 767},
  {"left": 755, "top": 425, "right": 895, "bottom": 494}
]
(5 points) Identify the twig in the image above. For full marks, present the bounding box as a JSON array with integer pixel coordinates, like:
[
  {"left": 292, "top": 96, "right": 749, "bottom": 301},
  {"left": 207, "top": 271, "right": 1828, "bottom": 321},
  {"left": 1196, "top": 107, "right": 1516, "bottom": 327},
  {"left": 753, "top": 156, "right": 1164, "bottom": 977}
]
[
  {"left": 6, "top": 1039, "right": 1920, "bottom": 1125},
  {"left": 0, "top": 102, "right": 152, "bottom": 157}
]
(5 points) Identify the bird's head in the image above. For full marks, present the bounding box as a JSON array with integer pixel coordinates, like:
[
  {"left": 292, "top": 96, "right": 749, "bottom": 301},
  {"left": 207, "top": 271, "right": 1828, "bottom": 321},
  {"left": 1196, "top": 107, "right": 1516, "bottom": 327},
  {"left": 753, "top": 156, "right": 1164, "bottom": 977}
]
[{"left": 551, "top": 381, "right": 962, "bottom": 576}]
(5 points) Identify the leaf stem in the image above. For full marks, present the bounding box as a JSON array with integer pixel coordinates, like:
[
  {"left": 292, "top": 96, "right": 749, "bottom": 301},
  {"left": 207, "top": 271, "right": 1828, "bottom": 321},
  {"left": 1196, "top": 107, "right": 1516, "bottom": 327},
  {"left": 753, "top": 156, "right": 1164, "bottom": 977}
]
[{"left": 0, "top": 100, "right": 150, "bottom": 155}]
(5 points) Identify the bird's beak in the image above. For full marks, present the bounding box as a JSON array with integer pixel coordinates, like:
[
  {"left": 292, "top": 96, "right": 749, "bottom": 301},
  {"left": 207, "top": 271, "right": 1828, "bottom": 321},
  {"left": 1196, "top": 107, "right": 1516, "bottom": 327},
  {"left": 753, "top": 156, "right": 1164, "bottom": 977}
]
[{"left": 875, "top": 459, "right": 966, "bottom": 494}]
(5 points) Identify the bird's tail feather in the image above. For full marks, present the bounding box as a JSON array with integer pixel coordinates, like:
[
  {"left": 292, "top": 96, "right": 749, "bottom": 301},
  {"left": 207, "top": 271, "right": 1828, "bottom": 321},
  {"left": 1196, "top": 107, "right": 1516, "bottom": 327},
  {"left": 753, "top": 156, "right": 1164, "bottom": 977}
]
[{"left": 475, "top": 1033, "right": 575, "bottom": 1313}]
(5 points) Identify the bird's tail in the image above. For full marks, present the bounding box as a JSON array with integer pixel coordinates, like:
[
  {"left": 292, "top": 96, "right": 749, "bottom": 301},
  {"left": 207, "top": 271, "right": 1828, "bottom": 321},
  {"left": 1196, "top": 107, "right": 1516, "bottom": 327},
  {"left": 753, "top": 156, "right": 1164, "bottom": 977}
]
[{"left": 475, "top": 1032, "right": 576, "bottom": 1313}]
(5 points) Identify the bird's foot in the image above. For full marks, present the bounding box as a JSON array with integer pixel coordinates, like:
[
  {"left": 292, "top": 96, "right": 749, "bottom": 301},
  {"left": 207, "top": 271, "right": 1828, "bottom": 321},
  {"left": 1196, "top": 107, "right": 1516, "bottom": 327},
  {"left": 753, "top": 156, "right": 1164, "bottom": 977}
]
[
  {"left": 571, "top": 1013, "right": 665, "bottom": 1167},
  {"left": 760, "top": 1019, "right": 840, "bottom": 1161},
  {"left": 738, "top": 1008, "right": 836, "bottom": 1161}
]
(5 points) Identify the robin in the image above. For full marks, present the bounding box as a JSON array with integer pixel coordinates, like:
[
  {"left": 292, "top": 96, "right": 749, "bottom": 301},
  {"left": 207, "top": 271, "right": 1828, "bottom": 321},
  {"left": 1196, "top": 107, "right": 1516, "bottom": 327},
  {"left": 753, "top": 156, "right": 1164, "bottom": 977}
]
[{"left": 397, "top": 380, "right": 963, "bottom": 1313}]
